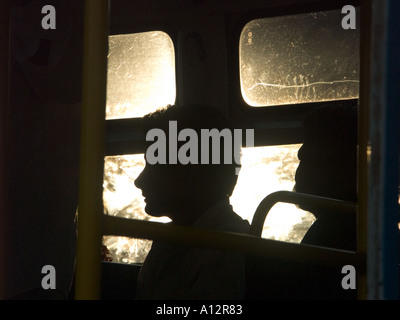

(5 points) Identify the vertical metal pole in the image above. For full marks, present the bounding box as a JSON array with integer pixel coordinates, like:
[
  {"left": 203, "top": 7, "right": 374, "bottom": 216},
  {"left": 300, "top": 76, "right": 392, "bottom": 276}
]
[
  {"left": 357, "top": 0, "right": 372, "bottom": 300},
  {"left": 75, "top": 0, "right": 109, "bottom": 300},
  {"left": 0, "top": 0, "right": 10, "bottom": 300},
  {"left": 367, "top": 0, "right": 400, "bottom": 299},
  {"left": 377, "top": 0, "right": 400, "bottom": 299}
]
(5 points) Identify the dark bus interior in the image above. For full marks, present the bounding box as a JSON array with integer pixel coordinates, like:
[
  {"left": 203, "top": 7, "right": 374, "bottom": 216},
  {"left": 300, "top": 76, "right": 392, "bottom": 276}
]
[{"left": 1, "top": 0, "right": 399, "bottom": 300}]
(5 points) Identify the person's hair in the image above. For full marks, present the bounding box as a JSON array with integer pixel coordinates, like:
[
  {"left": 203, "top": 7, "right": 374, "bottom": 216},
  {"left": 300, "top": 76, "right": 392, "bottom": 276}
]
[
  {"left": 141, "top": 104, "right": 240, "bottom": 197},
  {"left": 296, "top": 103, "right": 358, "bottom": 203},
  {"left": 302, "top": 104, "right": 358, "bottom": 154}
]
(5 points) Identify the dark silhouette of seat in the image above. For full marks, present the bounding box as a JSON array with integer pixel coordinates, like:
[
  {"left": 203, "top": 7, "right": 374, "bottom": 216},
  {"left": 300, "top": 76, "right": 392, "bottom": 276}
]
[{"left": 245, "top": 191, "right": 357, "bottom": 300}]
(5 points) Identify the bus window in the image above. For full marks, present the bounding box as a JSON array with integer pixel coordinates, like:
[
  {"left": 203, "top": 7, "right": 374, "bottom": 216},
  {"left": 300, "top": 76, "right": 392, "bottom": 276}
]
[
  {"left": 240, "top": 9, "right": 360, "bottom": 107},
  {"left": 106, "top": 31, "right": 176, "bottom": 119},
  {"left": 230, "top": 145, "right": 314, "bottom": 242},
  {"left": 103, "top": 145, "right": 314, "bottom": 264},
  {"left": 103, "top": 30, "right": 176, "bottom": 263},
  {"left": 103, "top": 155, "right": 170, "bottom": 264}
]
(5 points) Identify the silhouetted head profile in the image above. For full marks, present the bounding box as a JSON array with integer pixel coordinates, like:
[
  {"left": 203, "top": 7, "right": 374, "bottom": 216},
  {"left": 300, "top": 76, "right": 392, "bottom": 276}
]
[
  {"left": 134, "top": 104, "right": 240, "bottom": 226},
  {"left": 295, "top": 104, "right": 358, "bottom": 213},
  {"left": 295, "top": 104, "right": 358, "bottom": 251}
]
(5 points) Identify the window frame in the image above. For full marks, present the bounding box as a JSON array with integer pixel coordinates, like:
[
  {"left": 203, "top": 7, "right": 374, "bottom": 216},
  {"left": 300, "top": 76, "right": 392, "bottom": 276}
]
[
  {"left": 225, "top": 0, "right": 360, "bottom": 146},
  {"left": 105, "top": 26, "right": 179, "bottom": 157}
]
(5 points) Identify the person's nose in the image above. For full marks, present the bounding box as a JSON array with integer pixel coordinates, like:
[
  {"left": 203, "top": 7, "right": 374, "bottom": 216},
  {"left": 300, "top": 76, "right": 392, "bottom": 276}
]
[{"left": 134, "top": 167, "right": 146, "bottom": 190}]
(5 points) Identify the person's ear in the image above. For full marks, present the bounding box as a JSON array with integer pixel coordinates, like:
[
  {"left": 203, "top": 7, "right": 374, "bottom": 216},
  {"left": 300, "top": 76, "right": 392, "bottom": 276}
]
[{"left": 179, "top": 164, "right": 206, "bottom": 193}]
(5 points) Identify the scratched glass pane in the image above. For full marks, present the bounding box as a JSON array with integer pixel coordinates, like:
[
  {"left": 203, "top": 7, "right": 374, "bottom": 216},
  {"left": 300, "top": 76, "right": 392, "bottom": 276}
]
[
  {"left": 230, "top": 145, "right": 314, "bottom": 242},
  {"left": 106, "top": 31, "right": 176, "bottom": 119},
  {"left": 102, "top": 154, "right": 171, "bottom": 264},
  {"left": 240, "top": 9, "right": 360, "bottom": 106},
  {"left": 102, "top": 145, "right": 314, "bottom": 264}
]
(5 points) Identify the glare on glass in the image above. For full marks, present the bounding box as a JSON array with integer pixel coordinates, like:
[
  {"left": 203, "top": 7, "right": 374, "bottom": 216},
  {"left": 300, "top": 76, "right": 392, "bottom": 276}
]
[
  {"left": 103, "top": 154, "right": 170, "bottom": 264},
  {"left": 103, "top": 145, "right": 314, "bottom": 264},
  {"left": 102, "top": 24, "right": 329, "bottom": 264},
  {"left": 240, "top": 9, "right": 360, "bottom": 106},
  {"left": 106, "top": 31, "right": 176, "bottom": 119}
]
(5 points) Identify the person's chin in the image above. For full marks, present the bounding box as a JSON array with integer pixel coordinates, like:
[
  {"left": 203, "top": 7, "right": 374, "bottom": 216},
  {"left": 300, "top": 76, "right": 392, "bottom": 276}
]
[{"left": 143, "top": 201, "right": 164, "bottom": 218}]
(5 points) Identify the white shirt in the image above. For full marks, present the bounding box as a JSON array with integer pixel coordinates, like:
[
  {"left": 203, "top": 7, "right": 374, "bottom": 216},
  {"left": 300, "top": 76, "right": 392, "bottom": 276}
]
[{"left": 136, "top": 200, "right": 250, "bottom": 300}]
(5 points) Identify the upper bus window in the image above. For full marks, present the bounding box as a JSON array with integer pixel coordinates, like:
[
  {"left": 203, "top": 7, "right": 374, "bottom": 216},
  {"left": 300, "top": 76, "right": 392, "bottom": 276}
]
[
  {"left": 240, "top": 9, "right": 360, "bottom": 107},
  {"left": 106, "top": 31, "right": 176, "bottom": 119}
]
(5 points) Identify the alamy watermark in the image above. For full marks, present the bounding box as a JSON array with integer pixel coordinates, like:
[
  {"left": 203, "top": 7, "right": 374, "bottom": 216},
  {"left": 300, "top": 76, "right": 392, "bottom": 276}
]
[
  {"left": 41, "top": 265, "right": 56, "bottom": 290},
  {"left": 341, "top": 265, "right": 356, "bottom": 290},
  {"left": 145, "top": 121, "right": 254, "bottom": 175},
  {"left": 41, "top": 5, "right": 56, "bottom": 30},
  {"left": 342, "top": 5, "right": 356, "bottom": 30}
]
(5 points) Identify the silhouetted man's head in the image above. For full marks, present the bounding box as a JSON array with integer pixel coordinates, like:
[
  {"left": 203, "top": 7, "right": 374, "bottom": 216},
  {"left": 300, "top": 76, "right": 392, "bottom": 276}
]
[
  {"left": 134, "top": 105, "right": 241, "bottom": 225},
  {"left": 294, "top": 104, "right": 358, "bottom": 212}
]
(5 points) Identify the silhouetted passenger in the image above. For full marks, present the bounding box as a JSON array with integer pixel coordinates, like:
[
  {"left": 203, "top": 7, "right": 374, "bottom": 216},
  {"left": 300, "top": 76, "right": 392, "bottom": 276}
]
[
  {"left": 295, "top": 104, "right": 358, "bottom": 251},
  {"left": 135, "top": 105, "right": 250, "bottom": 300}
]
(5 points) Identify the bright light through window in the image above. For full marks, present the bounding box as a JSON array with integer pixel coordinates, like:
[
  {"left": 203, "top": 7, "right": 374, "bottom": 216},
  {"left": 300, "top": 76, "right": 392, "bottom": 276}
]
[
  {"left": 103, "top": 154, "right": 170, "bottom": 264},
  {"left": 102, "top": 29, "right": 320, "bottom": 265},
  {"left": 240, "top": 9, "right": 360, "bottom": 106},
  {"left": 230, "top": 145, "right": 314, "bottom": 241},
  {"left": 103, "top": 145, "right": 314, "bottom": 264},
  {"left": 103, "top": 30, "right": 176, "bottom": 263},
  {"left": 106, "top": 31, "right": 176, "bottom": 119}
]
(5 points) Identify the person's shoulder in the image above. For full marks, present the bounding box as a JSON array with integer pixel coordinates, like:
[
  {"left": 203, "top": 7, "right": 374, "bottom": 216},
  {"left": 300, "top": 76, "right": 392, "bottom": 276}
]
[
  {"left": 196, "top": 200, "right": 250, "bottom": 234},
  {"left": 222, "top": 208, "right": 250, "bottom": 234}
]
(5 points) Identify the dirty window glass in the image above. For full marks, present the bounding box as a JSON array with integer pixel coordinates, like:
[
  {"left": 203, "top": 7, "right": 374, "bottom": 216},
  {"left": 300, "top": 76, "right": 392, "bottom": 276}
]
[
  {"left": 102, "top": 145, "right": 314, "bottom": 264},
  {"left": 230, "top": 145, "right": 314, "bottom": 242},
  {"left": 106, "top": 31, "right": 176, "bottom": 119},
  {"left": 102, "top": 154, "right": 170, "bottom": 264},
  {"left": 240, "top": 9, "right": 360, "bottom": 106}
]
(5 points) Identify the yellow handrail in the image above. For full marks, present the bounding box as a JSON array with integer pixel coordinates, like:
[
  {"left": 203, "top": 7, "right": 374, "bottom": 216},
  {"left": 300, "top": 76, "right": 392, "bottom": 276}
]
[
  {"left": 102, "top": 215, "right": 362, "bottom": 268},
  {"left": 357, "top": 0, "right": 372, "bottom": 300},
  {"left": 75, "top": 0, "right": 109, "bottom": 300},
  {"left": 0, "top": 0, "right": 10, "bottom": 300}
]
